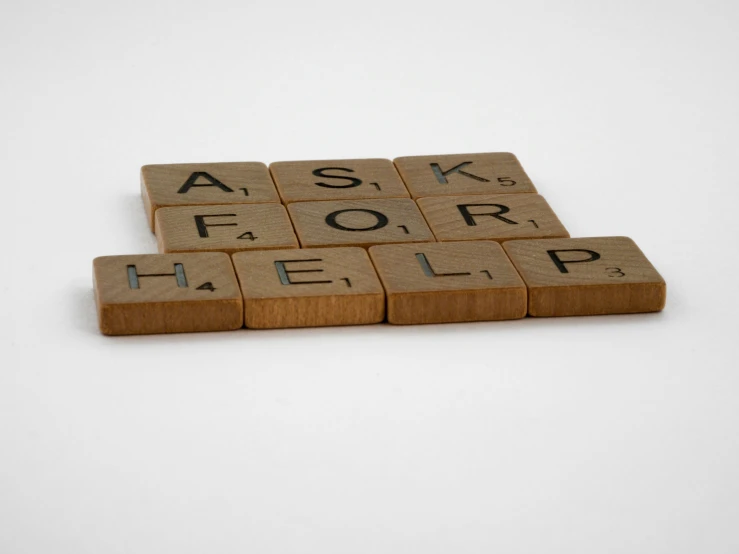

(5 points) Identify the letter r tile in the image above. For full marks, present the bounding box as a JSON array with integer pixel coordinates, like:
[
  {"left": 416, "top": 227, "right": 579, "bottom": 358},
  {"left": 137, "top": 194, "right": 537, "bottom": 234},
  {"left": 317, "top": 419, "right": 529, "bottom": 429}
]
[
  {"left": 394, "top": 152, "right": 537, "bottom": 198},
  {"left": 369, "top": 241, "right": 527, "bottom": 324},
  {"left": 503, "top": 237, "right": 666, "bottom": 316},
  {"left": 232, "top": 247, "right": 385, "bottom": 328},
  {"left": 417, "top": 194, "right": 569, "bottom": 242}
]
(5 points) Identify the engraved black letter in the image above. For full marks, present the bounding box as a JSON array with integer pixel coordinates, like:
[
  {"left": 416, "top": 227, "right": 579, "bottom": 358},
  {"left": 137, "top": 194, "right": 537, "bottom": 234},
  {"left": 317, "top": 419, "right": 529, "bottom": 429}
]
[
  {"left": 194, "top": 214, "right": 238, "bottom": 238},
  {"left": 325, "top": 209, "right": 389, "bottom": 231},
  {"left": 430, "top": 162, "right": 489, "bottom": 184},
  {"left": 127, "top": 264, "right": 188, "bottom": 289},
  {"left": 415, "top": 253, "right": 471, "bottom": 277},
  {"left": 457, "top": 204, "right": 518, "bottom": 226},
  {"left": 547, "top": 249, "right": 601, "bottom": 274},
  {"left": 312, "top": 167, "right": 362, "bottom": 189},
  {"left": 274, "top": 259, "right": 332, "bottom": 285},
  {"left": 177, "top": 172, "right": 233, "bottom": 193}
]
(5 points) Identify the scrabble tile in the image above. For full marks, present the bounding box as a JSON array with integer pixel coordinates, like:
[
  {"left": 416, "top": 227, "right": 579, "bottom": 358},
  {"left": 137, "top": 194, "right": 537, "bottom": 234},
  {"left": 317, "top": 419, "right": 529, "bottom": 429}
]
[
  {"left": 270, "top": 158, "right": 410, "bottom": 203},
  {"left": 232, "top": 248, "right": 385, "bottom": 328},
  {"left": 287, "top": 198, "right": 435, "bottom": 248},
  {"left": 369, "top": 241, "right": 527, "bottom": 324},
  {"left": 93, "top": 253, "right": 243, "bottom": 335},
  {"left": 503, "top": 237, "right": 666, "bottom": 317},
  {"left": 394, "top": 152, "right": 537, "bottom": 198},
  {"left": 155, "top": 204, "right": 298, "bottom": 255},
  {"left": 141, "top": 162, "right": 280, "bottom": 231},
  {"left": 417, "top": 193, "right": 569, "bottom": 243}
]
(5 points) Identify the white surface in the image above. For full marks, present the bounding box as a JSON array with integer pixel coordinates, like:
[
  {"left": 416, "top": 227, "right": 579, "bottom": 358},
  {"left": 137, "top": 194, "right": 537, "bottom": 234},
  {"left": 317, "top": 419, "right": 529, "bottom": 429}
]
[{"left": 2, "top": 1, "right": 738, "bottom": 552}]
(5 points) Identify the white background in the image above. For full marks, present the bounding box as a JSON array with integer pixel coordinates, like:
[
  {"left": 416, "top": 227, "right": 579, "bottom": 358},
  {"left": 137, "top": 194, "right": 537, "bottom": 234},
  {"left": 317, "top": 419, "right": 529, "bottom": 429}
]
[{"left": 2, "top": 0, "right": 738, "bottom": 552}]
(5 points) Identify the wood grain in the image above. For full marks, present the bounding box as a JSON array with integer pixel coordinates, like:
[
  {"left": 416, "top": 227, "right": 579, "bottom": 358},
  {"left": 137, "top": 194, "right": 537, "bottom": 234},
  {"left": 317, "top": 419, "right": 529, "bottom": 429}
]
[
  {"left": 394, "top": 152, "right": 537, "bottom": 198},
  {"left": 270, "top": 158, "right": 410, "bottom": 203},
  {"left": 503, "top": 237, "right": 666, "bottom": 316},
  {"left": 232, "top": 247, "right": 385, "bottom": 328},
  {"left": 155, "top": 203, "right": 298, "bottom": 254},
  {"left": 141, "top": 162, "right": 280, "bottom": 231},
  {"left": 417, "top": 194, "right": 569, "bottom": 242},
  {"left": 93, "top": 253, "right": 243, "bottom": 335},
  {"left": 287, "top": 198, "right": 435, "bottom": 248},
  {"left": 369, "top": 241, "right": 526, "bottom": 324}
]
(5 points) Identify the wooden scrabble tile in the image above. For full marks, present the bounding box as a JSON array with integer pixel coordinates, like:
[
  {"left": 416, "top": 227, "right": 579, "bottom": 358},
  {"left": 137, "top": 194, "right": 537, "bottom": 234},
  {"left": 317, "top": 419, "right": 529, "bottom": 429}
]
[
  {"left": 270, "top": 158, "right": 410, "bottom": 203},
  {"left": 417, "top": 194, "right": 569, "bottom": 243},
  {"left": 155, "top": 204, "right": 298, "bottom": 255},
  {"left": 394, "top": 152, "right": 537, "bottom": 198},
  {"left": 141, "top": 162, "right": 280, "bottom": 231},
  {"left": 232, "top": 247, "right": 385, "bottom": 328},
  {"left": 502, "top": 237, "right": 666, "bottom": 317},
  {"left": 287, "top": 199, "right": 435, "bottom": 248},
  {"left": 93, "top": 253, "right": 243, "bottom": 335},
  {"left": 369, "top": 241, "right": 526, "bottom": 324}
]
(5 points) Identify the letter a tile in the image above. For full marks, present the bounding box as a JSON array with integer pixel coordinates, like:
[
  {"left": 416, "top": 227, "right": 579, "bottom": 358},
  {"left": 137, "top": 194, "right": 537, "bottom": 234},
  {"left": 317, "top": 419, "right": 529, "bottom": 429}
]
[
  {"left": 141, "top": 162, "right": 280, "bottom": 231},
  {"left": 93, "top": 253, "right": 243, "bottom": 335},
  {"left": 503, "top": 237, "right": 666, "bottom": 316},
  {"left": 232, "top": 248, "right": 385, "bottom": 328},
  {"left": 369, "top": 241, "right": 527, "bottom": 324}
]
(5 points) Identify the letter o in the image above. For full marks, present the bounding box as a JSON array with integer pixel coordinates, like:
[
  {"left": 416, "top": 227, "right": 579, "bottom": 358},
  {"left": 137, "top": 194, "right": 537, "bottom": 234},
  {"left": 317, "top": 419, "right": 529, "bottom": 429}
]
[{"left": 325, "top": 209, "right": 389, "bottom": 232}]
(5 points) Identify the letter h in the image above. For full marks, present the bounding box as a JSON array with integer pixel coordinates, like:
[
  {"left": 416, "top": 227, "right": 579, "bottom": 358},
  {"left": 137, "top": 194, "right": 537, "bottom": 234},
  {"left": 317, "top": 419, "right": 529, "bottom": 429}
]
[{"left": 127, "top": 263, "right": 188, "bottom": 289}]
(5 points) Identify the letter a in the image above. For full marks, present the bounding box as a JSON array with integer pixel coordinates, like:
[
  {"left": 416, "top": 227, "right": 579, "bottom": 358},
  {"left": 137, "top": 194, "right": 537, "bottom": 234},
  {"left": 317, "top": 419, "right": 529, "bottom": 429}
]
[{"left": 177, "top": 172, "right": 234, "bottom": 193}]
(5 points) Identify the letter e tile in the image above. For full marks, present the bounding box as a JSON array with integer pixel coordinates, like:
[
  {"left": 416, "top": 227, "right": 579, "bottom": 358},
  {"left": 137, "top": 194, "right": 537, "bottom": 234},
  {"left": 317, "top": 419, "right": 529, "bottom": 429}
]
[{"left": 232, "top": 247, "right": 385, "bottom": 328}]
